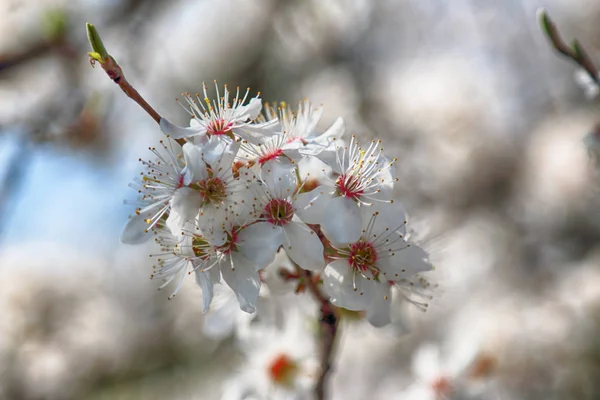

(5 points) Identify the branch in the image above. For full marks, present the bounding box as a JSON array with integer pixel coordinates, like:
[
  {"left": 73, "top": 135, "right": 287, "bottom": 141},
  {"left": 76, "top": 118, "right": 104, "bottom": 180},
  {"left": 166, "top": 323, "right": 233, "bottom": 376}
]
[
  {"left": 538, "top": 8, "right": 600, "bottom": 85},
  {"left": 85, "top": 23, "right": 184, "bottom": 145},
  {"left": 295, "top": 265, "right": 339, "bottom": 400}
]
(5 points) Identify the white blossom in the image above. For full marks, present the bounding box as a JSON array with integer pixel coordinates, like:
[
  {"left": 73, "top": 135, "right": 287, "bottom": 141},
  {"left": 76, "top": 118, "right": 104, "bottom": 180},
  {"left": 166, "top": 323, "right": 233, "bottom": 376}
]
[
  {"left": 121, "top": 88, "right": 433, "bottom": 328},
  {"left": 160, "top": 82, "right": 278, "bottom": 144},
  {"left": 298, "top": 135, "right": 398, "bottom": 244},
  {"left": 322, "top": 203, "right": 432, "bottom": 317},
  {"left": 222, "top": 307, "right": 319, "bottom": 400},
  {"left": 238, "top": 100, "right": 345, "bottom": 166},
  {"left": 241, "top": 160, "right": 325, "bottom": 271},
  {"left": 167, "top": 137, "right": 255, "bottom": 245},
  {"left": 121, "top": 139, "right": 185, "bottom": 244}
]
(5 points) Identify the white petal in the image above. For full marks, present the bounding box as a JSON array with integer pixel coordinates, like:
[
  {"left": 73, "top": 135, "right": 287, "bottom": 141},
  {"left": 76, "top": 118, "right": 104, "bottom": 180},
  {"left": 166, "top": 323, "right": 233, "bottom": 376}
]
[
  {"left": 378, "top": 241, "right": 433, "bottom": 279},
  {"left": 175, "top": 231, "right": 195, "bottom": 258},
  {"left": 296, "top": 101, "right": 322, "bottom": 135},
  {"left": 322, "top": 196, "right": 361, "bottom": 246},
  {"left": 318, "top": 117, "right": 345, "bottom": 140},
  {"left": 182, "top": 142, "right": 207, "bottom": 184},
  {"left": 167, "top": 188, "right": 201, "bottom": 234},
  {"left": 160, "top": 117, "right": 206, "bottom": 139},
  {"left": 368, "top": 202, "right": 406, "bottom": 236},
  {"left": 323, "top": 259, "right": 375, "bottom": 311},
  {"left": 261, "top": 159, "right": 297, "bottom": 197},
  {"left": 397, "top": 384, "right": 434, "bottom": 400},
  {"left": 194, "top": 268, "right": 215, "bottom": 313},
  {"left": 281, "top": 147, "right": 302, "bottom": 162},
  {"left": 238, "top": 97, "right": 262, "bottom": 120},
  {"left": 413, "top": 343, "right": 443, "bottom": 380},
  {"left": 201, "top": 136, "right": 239, "bottom": 168},
  {"left": 294, "top": 188, "right": 333, "bottom": 225},
  {"left": 221, "top": 254, "right": 261, "bottom": 313},
  {"left": 302, "top": 118, "right": 345, "bottom": 158},
  {"left": 120, "top": 212, "right": 153, "bottom": 244},
  {"left": 196, "top": 206, "right": 228, "bottom": 246},
  {"left": 365, "top": 284, "right": 391, "bottom": 327},
  {"left": 202, "top": 285, "right": 239, "bottom": 339},
  {"left": 282, "top": 220, "right": 324, "bottom": 271},
  {"left": 321, "top": 145, "right": 346, "bottom": 174},
  {"left": 234, "top": 119, "right": 279, "bottom": 145},
  {"left": 237, "top": 223, "right": 284, "bottom": 268}
]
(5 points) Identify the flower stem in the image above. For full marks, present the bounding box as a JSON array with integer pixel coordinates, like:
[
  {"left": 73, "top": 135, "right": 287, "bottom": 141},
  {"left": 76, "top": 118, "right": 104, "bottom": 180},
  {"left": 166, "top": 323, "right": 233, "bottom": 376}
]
[{"left": 295, "top": 265, "right": 339, "bottom": 400}]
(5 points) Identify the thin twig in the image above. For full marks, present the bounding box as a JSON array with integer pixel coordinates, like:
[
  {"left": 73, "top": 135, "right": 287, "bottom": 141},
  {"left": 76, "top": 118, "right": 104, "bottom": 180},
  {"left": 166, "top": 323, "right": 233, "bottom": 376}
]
[
  {"left": 85, "top": 23, "right": 184, "bottom": 145},
  {"left": 295, "top": 265, "right": 339, "bottom": 400},
  {"left": 94, "top": 54, "right": 161, "bottom": 124},
  {"left": 538, "top": 8, "right": 600, "bottom": 85}
]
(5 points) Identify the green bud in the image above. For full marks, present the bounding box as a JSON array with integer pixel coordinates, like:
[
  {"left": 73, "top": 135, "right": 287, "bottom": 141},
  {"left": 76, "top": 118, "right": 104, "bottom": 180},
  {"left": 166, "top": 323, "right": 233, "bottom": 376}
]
[
  {"left": 86, "top": 23, "right": 109, "bottom": 62},
  {"left": 537, "top": 8, "right": 552, "bottom": 39}
]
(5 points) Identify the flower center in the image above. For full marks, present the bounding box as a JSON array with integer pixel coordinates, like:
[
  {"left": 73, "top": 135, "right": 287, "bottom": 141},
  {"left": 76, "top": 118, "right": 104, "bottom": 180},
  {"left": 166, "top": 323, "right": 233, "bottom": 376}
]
[
  {"left": 264, "top": 198, "right": 294, "bottom": 226},
  {"left": 348, "top": 241, "right": 377, "bottom": 273},
  {"left": 258, "top": 148, "right": 284, "bottom": 165},
  {"left": 192, "top": 236, "right": 210, "bottom": 259},
  {"left": 197, "top": 177, "right": 227, "bottom": 205},
  {"left": 268, "top": 354, "right": 298, "bottom": 386},
  {"left": 335, "top": 174, "right": 364, "bottom": 200},
  {"left": 206, "top": 118, "right": 233, "bottom": 136}
]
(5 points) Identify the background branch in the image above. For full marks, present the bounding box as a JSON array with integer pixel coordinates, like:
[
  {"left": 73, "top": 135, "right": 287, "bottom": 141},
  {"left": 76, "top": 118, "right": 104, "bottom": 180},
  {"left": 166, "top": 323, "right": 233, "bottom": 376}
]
[
  {"left": 84, "top": 23, "right": 179, "bottom": 143},
  {"left": 295, "top": 265, "right": 339, "bottom": 400},
  {"left": 538, "top": 8, "right": 600, "bottom": 84}
]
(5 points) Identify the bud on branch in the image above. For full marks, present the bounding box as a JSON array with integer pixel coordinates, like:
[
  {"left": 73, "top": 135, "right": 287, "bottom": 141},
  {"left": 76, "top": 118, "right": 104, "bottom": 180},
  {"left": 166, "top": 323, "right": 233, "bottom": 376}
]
[{"left": 537, "top": 9, "right": 600, "bottom": 85}]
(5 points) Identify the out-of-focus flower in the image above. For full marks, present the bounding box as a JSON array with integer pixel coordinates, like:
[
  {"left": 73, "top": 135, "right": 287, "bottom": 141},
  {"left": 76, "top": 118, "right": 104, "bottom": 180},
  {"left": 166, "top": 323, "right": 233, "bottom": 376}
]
[
  {"left": 396, "top": 341, "right": 483, "bottom": 400},
  {"left": 575, "top": 69, "right": 600, "bottom": 99},
  {"left": 222, "top": 307, "right": 319, "bottom": 400}
]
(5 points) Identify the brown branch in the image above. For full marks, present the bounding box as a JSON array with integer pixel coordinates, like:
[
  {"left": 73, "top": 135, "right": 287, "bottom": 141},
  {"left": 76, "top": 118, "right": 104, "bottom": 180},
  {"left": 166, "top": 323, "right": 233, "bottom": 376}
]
[
  {"left": 85, "top": 23, "right": 184, "bottom": 146},
  {"left": 295, "top": 265, "right": 339, "bottom": 400},
  {"left": 90, "top": 54, "right": 162, "bottom": 124},
  {"left": 538, "top": 8, "right": 600, "bottom": 85}
]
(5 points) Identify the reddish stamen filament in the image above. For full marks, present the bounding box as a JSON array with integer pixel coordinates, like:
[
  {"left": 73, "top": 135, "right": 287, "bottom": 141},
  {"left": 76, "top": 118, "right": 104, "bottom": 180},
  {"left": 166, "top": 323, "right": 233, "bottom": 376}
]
[
  {"left": 207, "top": 118, "right": 233, "bottom": 136},
  {"left": 215, "top": 230, "right": 238, "bottom": 254},
  {"left": 265, "top": 198, "right": 294, "bottom": 226},
  {"left": 336, "top": 174, "right": 364, "bottom": 200},
  {"left": 348, "top": 241, "right": 377, "bottom": 272},
  {"left": 258, "top": 148, "right": 284, "bottom": 165}
]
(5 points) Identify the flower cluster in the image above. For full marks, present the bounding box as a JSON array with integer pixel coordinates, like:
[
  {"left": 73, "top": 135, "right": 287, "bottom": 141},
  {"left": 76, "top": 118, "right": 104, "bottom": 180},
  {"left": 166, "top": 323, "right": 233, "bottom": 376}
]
[{"left": 121, "top": 83, "right": 433, "bottom": 326}]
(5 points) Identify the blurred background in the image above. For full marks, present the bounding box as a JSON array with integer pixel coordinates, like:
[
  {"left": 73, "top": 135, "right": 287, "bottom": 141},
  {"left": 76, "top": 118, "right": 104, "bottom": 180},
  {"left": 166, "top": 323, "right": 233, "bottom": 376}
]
[{"left": 2, "top": 0, "right": 600, "bottom": 399}]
